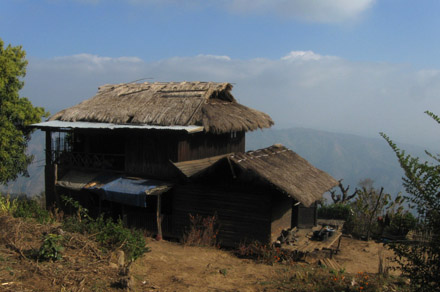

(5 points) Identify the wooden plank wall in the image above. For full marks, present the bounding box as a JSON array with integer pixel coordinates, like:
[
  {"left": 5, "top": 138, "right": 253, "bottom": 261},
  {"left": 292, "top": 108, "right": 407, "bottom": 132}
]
[
  {"left": 125, "top": 132, "right": 179, "bottom": 179},
  {"left": 172, "top": 183, "right": 271, "bottom": 247},
  {"left": 178, "top": 131, "right": 245, "bottom": 162},
  {"left": 292, "top": 203, "right": 317, "bottom": 229},
  {"left": 270, "top": 195, "right": 293, "bottom": 242}
]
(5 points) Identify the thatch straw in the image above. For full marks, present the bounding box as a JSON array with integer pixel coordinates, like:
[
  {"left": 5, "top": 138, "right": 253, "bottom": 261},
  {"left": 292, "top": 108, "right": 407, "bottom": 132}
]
[
  {"left": 49, "top": 82, "right": 274, "bottom": 134},
  {"left": 175, "top": 144, "right": 339, "bottom": 207},
  {"left": 229, "top": 144, "right": 338, "bottom": 207}
]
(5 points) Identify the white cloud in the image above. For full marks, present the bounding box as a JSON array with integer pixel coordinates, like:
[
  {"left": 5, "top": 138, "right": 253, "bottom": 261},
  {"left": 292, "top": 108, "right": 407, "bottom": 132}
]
[
  {"left": 281, "top": 50, "right": 334, "bottom": 61},
  {"left": 24, "top": 51, "right": 440, "bottom": 148}
]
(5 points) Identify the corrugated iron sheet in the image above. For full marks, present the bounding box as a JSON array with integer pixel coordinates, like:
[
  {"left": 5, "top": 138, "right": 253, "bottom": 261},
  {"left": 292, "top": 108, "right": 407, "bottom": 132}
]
[
  {"left": 30, "top": 120, "right": 204, "bottom": 133},
  {"left": 56, "top": 170, "right": 100, "bottom": 191}
]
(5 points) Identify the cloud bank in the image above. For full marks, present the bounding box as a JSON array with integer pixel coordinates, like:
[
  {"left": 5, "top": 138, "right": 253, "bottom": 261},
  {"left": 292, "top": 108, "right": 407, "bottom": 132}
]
[{"left": 24, "top": 50, "right": 440, "bottom": 148}]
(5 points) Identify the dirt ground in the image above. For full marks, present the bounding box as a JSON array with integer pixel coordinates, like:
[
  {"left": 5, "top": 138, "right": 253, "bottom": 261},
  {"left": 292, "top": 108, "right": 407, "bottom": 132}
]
[
  {"left": 332, "top": 236, "right": 397, "bottom": 274},
  {"left": 0, "top": 214, "right": 400, "bottom": 292},
  {"left": 128, "top": 236, "right": 398, "bottom": 292}
]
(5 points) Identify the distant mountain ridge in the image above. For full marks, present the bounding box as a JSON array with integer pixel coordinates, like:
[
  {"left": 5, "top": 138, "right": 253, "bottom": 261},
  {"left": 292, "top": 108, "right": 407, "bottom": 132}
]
[
  {"left": 1, "top": 127, "right": 426, "bottom": 198},
  {"left": 247, "top": 128, "right": 427, "bottom": 197},
  {"left": 0, "top": 131, "right": 45, "bottom": 196}
]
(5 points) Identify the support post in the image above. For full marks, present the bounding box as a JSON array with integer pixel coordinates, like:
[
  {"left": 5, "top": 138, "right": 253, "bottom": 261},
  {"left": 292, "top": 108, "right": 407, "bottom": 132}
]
[
  {"left": 156, "top": 194, "right": 163, "bottom": 241},
  {"left": 44, "top": 130, "right": 57, "bottom": 210},
  {"left": 122, "top": 204, "right": 128, "bottom": 226}
]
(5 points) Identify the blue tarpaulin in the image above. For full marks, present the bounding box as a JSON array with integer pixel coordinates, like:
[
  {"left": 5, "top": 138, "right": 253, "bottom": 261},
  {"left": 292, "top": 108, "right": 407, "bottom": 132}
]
[
  {"left": 96, "top": 177, "right": 171, "bottom": 208},
  {"left": 58, "top": 170, "right": 172, "bottom": 208}
]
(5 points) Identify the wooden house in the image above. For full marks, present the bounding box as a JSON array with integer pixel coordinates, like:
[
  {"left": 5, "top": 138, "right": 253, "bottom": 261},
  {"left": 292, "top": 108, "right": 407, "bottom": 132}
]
[{"left": 31, "top": 81, "right": 337, "bottom": 246}]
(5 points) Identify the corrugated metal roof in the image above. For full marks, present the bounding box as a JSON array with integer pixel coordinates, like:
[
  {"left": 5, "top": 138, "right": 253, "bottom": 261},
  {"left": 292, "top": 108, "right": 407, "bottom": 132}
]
[
  {"left": 30, "top": 120, "right": 204, "bottom": 133},
  {"left": 56, "top": 170, "right": 100, "bottom": 191}
]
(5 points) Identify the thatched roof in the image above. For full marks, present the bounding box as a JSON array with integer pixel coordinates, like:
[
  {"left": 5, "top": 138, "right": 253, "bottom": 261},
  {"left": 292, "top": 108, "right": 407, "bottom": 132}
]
[
  {"left": 172, "top": 154, "right": 230, "bottom": 177},
  {"left": 229, "top": 144, "right": 338, "bottom": 207},
  {"left": 174, "top": 144, "right": 338, "bottom": 207},
  {"left": 49, "top": 82, "right": 274, "bottom": 134}
]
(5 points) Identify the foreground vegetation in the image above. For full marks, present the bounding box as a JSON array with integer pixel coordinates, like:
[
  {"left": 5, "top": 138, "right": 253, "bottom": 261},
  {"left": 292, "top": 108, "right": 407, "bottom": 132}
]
[
  {"left": 0, "top": 193, "right": 412, "bottom": 291},
  {"left": 0, "top": 194, "right": 149, "bottom": 262},
  {"left": 381, "top": 111, "right": 440, "bottom": 292},
  {"left": 316, "top": 111, "right": 440, "bottom": 292}
]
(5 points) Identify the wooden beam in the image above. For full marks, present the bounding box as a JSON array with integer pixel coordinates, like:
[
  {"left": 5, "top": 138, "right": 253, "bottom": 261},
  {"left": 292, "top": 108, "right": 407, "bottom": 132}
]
[
  {"left": 227, "top": 157, "right": 237, "bottom": 179},
  {"left": 156, "top": 194, "right": 163, "bottom": 241},
  {"left": 44, "top": 130, "right": 57, "bottom": 209}
]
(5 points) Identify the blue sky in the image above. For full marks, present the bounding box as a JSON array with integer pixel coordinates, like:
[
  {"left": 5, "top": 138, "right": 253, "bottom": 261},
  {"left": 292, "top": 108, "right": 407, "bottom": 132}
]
[{"left": 2, "top": 0, "right": 440, "bottom": 147}]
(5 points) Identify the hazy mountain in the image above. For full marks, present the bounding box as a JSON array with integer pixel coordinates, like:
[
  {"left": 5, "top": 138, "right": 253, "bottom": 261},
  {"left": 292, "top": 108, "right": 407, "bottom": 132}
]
[
  {"left": 1, "top": 127, "right": 428, "bottom": 198},
  {"left": 247, "top": 128, "right": 428, "bottom": 197},
  {"left": 0, "top": 131, "right": 45, "bottom": 196}
]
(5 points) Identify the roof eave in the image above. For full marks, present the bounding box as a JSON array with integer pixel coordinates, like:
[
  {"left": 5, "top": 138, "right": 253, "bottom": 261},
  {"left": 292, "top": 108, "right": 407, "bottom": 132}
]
[{"left": 29, "top": 121, "right": 204, "bottom": 134}]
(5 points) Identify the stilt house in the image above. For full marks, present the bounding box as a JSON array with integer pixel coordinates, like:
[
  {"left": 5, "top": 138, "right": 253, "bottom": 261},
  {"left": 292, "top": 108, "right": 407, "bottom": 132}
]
[{"left": 31, "top": 81, "right": 338, "bottom": 246}]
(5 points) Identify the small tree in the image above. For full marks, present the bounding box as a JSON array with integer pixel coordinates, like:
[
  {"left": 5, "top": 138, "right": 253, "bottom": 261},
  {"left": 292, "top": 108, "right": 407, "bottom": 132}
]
[
  {"left": 351, "top": 179, "right": 391, "bottom": 240},
  {"left": 337, "top": 178, "right": 405, "bottom": 239},
  {"left": 329, "top": 179, "right": 358, "bottom": 204},
  {"left": 381, "top": 111, "right": 440, "bottom": 291},
  {"left": 0, "top": 38, "right": 48, "bottom": 184}
]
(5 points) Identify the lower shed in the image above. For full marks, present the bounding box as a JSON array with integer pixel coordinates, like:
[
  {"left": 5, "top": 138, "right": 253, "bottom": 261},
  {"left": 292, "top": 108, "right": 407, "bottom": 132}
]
[
  {"left": 172, "top": 183, "right": 294, "bottom": 247},
  {"left": 170, "top": 144, "right": 339, "bottom": 246},
  {"left": 53, "top": 145, "right": 338, "bottom": 247}
]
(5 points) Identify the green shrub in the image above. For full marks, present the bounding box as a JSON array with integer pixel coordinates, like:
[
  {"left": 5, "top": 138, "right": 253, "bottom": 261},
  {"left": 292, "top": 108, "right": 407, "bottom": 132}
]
[
  {"left": 12, "top": 198, "right": 52, "bottom": 224},
  {"left": 38, "top": 233, "right": 64, "bottom": 261},
  {"left": 61, "top": 196, "right": 150, "bottom": 261},
  {"left": 318, "top": 203, "right": 353, "bottom": 221},
  {"left": 0, "top": 194, "right": 18, "bottom": 215},
  {"left": 385, "top": 212, "right": 417, "bottom": 237},
  {"left": 89, "top": 216, "right": 150, "bottom": 261}
]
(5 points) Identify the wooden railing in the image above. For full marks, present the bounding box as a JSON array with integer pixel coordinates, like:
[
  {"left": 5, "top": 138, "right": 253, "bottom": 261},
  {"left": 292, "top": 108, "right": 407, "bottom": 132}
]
[{"left": 51, "top": 151, "right": 125, "bottom": 171}]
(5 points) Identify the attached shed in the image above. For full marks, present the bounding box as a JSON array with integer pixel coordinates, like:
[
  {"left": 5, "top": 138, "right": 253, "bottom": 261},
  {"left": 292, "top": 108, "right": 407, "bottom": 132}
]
[{"left": 172, "top": 144, "right": 338, "bottom": 246}]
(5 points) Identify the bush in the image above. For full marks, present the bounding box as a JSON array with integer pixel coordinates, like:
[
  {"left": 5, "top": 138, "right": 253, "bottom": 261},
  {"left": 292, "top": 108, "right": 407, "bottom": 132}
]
[
  {"left": 13, "top": 198, "right": 52, "bottom": 224},
  {"left": 0, "top": 194, "right": 18, "bottom": 215},
  {"left": 1, "top": 194, "right": 52, "bottom": 224},
  {"left": 385, "top": 212, "right": 417, "bottom": 237},
  {"left": 38, "top": 233, "right": 64, "bottom": 261},
  {"left": 382, "top": 111, "right": 440, "bottom": 291},
  {"left": 61, "top": 196, "right": 150, "bottom": 261},
  {"left": 88, "top": 216, "right": 150, "bottom": 261},
  {"left": 318, "top": 203, "right": 352, "bottom": 221}
]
